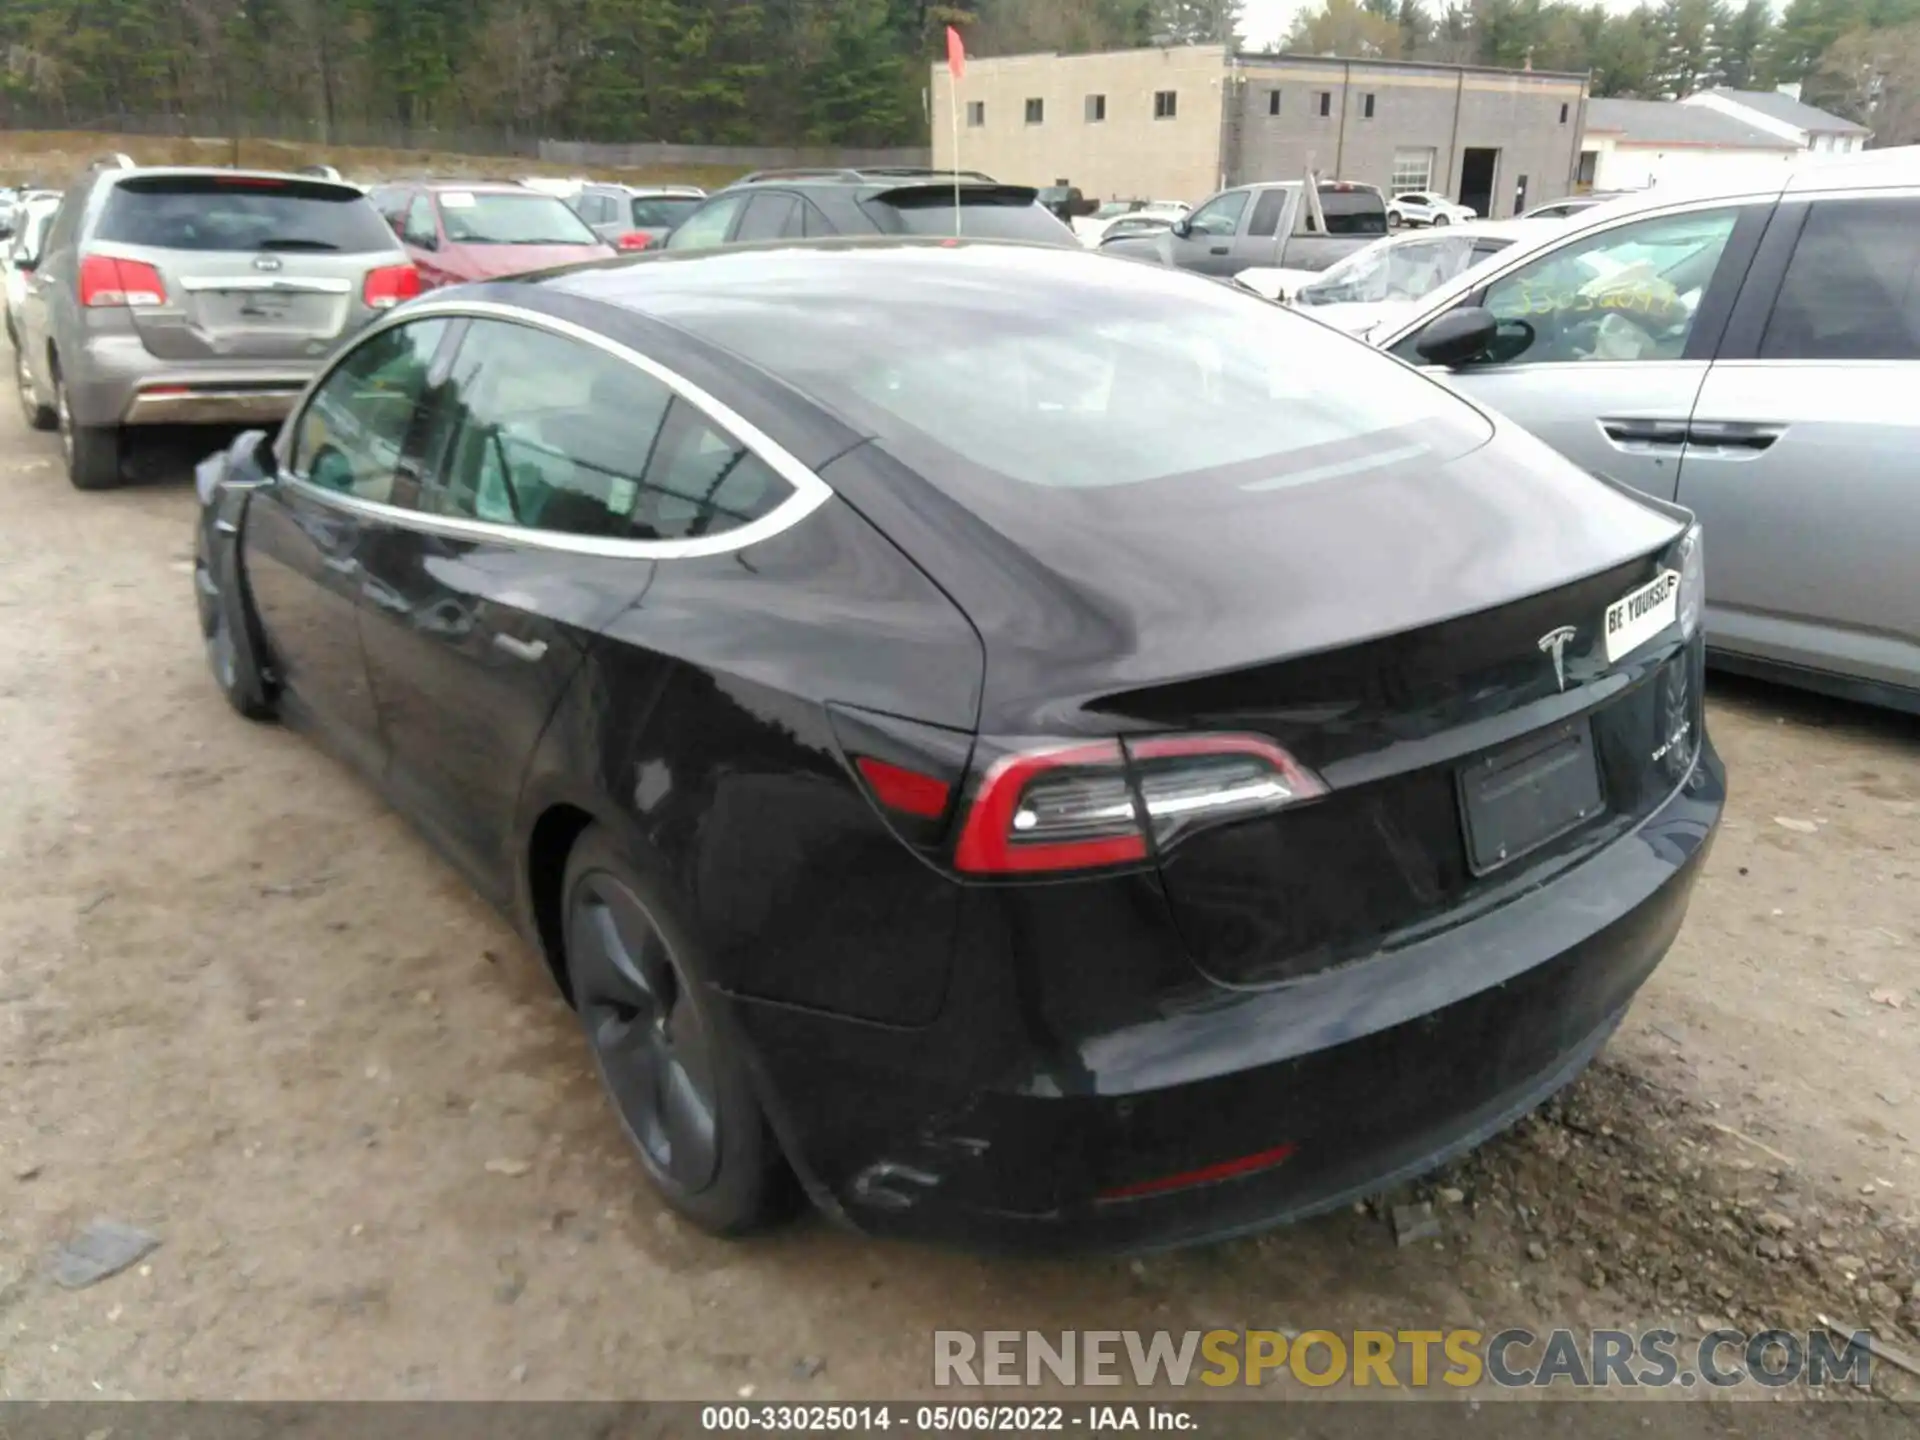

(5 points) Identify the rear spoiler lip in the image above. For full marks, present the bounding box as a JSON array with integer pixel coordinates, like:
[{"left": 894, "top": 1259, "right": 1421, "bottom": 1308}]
[{"left": 871, "top": 183, "right": 1040, "bottom": 207}]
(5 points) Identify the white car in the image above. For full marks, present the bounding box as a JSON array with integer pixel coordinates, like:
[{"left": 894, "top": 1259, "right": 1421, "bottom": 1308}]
[
  {"left": 1236, "top": 222, "right": 1530, "bottom": 334},
  {"left": 1073, "top": 199, "right": 1190, "bottom": 248},
  {"left": 1387, "top": 191, "right": 1476, "bottom": 229},
  {"left": 4, "top": 193, "right": 60, "bottom": 349}
]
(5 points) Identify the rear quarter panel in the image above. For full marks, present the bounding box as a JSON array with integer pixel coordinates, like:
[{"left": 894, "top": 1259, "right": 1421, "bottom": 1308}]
[{"left": 517, "top": 495, "right": 984, "bottom": 1027}]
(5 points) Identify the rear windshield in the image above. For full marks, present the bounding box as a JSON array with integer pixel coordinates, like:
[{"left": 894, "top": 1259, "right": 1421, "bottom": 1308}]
[
  {"left": 630, "top": 195, "right": 704, "bottom": 229},
  {"left": 95, "top": 175, "right": 394, "bottom": 253},
  {"left": 1319, "top": 188, "right": 1388, "bottom": 237},
  {"left": 437, "top": 191, "right": 600, "bottom": 246},
  {"left": 677, "top": 249, "right": 1486, "bottom": 499},
  {"left": 870, "top": 191, "right": 1076, "bottom": 245}
]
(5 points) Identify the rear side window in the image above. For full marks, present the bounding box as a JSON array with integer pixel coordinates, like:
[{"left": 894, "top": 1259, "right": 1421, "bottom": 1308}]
[
  {"left": 294, "top": 319, "right": 451, "bottom": 500},
  {"left": 871, "top": 191, "right": 1076, "bottom": 244},
  {"left": 1318, "top": 188, "right": 1388, "bottom": 236},
  {"left": 1247, "top": 190, "right": 1288, "bottom": 238},
  {"left": 96, "top": 176, "right": 395, "bottom": 253},
  {"left": 735, "top": 191, "right": 799, "bottom": 243},
  {"left": 422, "top": 318, "right": 793, "bottom": 542},
  {"left": 631, "top": 195, "right": 704, "bottom": 230},
  {"left": 1761, "top": 197, "right": 1920, "bottom": 361},
  {"left": 666, "top": 194, "right": 749, "bottom": 251}
]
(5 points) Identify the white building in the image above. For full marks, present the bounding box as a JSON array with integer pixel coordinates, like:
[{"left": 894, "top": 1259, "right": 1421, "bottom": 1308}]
[
  {"left": 1682, "top": 86, "right": 1871, "bottom": 157},
  {"left": 1578, "top": 88, "right": 1870, "bottom": 193}
]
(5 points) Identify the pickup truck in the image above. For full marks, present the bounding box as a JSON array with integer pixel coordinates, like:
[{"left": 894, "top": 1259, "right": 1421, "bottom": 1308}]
[{"left": 1099, "top": 180, "right": 1388, "bottom": 277}]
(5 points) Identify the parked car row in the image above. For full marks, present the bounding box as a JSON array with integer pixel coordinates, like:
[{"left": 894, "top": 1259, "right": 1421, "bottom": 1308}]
[{"left": 18, "top": 138, "right": 1908, "bottom": 1259}]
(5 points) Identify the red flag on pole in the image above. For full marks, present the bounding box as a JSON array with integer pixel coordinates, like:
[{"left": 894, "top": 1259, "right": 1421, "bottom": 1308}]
[{"left": 946, "top": 25, "right": 966, "bottom": 81}]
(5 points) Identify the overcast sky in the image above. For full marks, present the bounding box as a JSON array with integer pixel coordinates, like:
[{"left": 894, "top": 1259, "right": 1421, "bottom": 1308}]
[{"left": 1237, "top": 0, "right": 1644, "bottom": 50}]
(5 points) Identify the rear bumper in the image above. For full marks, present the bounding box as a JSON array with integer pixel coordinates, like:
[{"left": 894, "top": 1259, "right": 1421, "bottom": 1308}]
[
  {"left": 732, "top": 740, "right": 1724, "bottom": 1254},
  {"left": 63, "top": 333, "right": 318, "bottom": 429},
  {"left": 122, "top": 385, "right": 307, "bottom": 426}
]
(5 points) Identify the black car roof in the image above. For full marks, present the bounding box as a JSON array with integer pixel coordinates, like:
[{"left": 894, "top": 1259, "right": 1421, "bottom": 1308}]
[{"left": 533, "top": 236, "right": 1189, "bottom": 327}]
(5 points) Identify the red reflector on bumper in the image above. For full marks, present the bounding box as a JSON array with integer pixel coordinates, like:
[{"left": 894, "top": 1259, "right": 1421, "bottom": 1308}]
[{"left": 1096, "top": 1142, "right": 1297, "bottom": 1202}]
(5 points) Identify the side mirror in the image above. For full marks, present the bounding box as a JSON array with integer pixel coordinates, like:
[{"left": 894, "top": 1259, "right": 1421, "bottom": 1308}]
[
  {"left": 1413, "top": 306, "right": 1499, "bottom": 367},
  {"left": 15, "top": 255, "right": 36, "bottom": 273},
  {"left": 1170, "top": 217, "right": 1193, "bottom": 239}
]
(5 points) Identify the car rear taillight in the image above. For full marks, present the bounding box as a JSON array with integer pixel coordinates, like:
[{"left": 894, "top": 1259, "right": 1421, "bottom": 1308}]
[
  {"left": 952, "top": 735, "right": 1326, "bottom": 876},
  {"left": 79, "top": 254, "right": 166, "bottom": 308},
  {"left": 615, "top": 231, "right": 655, "bottom": 252},
  {"left": 362, "top": 263, "right": 422, "bottom": 309}
]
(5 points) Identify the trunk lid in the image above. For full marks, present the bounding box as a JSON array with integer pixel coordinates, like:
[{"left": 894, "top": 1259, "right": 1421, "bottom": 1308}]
[{"left": 91, "top": 174, "right": 399, "bottom": 362}]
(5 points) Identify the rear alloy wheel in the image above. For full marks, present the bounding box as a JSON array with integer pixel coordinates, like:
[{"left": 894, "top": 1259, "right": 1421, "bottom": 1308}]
[
  {"left": 58, "top": 377, "right": 122, "bottom": 490},
  {"left": 1387, "top": 211, "right": 1403, "bottom": 230},
  {"left": 563, "top": 829, "right": 787, "bottom": 1234},
  {"left": 16, "top": 345, "right": 54, "bottom": 430},
  {"left": 195, "top": 517, "right": 274, "bottom": 720}
]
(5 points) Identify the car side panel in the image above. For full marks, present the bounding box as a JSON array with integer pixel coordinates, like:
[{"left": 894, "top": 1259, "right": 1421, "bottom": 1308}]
[{"left": 518, "top": 493, "right": 984, "bottom": 1027}]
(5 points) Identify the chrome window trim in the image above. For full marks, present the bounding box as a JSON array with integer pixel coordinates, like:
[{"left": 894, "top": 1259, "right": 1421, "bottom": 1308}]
[
  {"left": 272, "top": 298, "right": 834, "bottom": 561},
  {"left": 180, "top": 274, "right": 353, "bottom": 294}
]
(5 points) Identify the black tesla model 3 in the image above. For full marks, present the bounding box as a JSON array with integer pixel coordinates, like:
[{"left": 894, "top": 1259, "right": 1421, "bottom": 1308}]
[{"left": 192, "top": 239, "right": 1722, "bottom": 1252}]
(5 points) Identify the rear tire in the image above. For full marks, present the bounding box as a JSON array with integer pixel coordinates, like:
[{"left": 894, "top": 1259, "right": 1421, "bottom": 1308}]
[
  {"left": 562, "top": 827, "right": 789, "bottom": 1235},
  {"left": 16, "top": 343, "right": 53, "bottom": 431},
  {"left": 58, "top": 376, "right": 121, "bottom": 490},
  {"left": 1387, "top": 211, "right": 1403, "bottom": 230}
]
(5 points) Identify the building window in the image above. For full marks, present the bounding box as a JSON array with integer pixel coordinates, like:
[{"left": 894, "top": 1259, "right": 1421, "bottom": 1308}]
[
  {"left": 1025, "top": 98, "right": 1044, "bottom": 125},
  {"left": 1268, "top": 89, "right": 1281, "bottom": 116},
  {"left": 1391, "top": 147, "right": 1435, "bottom": 195},
  {"left": 1155, "top": 90, "right": 1178, "bottom": 120},
  {"left": 1363, "top": 93, "right": 1376, "bottom": 119},
  {"left": 1317, "top": 91, "right": 1332, "bottom": 118},
  {"left": 1560, "top": 102, "right": 1569, "bottom": 123},
  {"left": 966, "top": 101, "right": 984, "bottom": 127},
  {"left": 1086, "top": 94, "right": 1106, "bottom": 122}
]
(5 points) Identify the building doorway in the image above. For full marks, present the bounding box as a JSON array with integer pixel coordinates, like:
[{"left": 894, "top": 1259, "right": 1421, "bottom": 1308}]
[{"left": 1459, "top": 147, "right": 1499, "bottom": 219}]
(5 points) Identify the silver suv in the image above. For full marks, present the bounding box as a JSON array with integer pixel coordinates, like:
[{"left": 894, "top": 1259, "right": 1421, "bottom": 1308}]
[{"left": 15, "top": 167, "right": 416, "bottom": 489}]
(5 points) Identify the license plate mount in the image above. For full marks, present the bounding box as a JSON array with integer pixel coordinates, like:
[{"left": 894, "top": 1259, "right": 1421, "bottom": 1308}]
[{"left": 1457, "top": 720, "right": 1604, "bottom": 875}]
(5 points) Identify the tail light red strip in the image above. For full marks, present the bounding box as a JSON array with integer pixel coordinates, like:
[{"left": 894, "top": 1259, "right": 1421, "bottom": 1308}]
[
  {"left": 855, "top": 756, "right": 951, "bottom": 820},
  {"left": 1097, "top": 1142, "right": 1298, "bottom": 1202},
  {"left": 362, "top": 263, "right": 422, "bottom": 309},
  {"left": 79, "top": 254, "right": 167, "bottom": 309},
  {"left": 952, "top": 734, "right": 1325, "bottom": 877},
  {"left": 953, "top": 742, "right": 1148, "bottom": 874}
]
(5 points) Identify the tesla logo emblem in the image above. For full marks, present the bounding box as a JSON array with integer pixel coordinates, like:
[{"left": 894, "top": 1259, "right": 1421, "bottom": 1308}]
[
  {"left": 1538, "top": 625, "right": 1578, "bottom": 692},
  {"left": 253, "top": 255, "right": 283, "bottom": 272}
]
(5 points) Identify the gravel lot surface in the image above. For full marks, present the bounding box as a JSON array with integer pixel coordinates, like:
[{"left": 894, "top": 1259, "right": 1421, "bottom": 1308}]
[{"left": 0, "top": 406, "right": 1915, "bottom": 1413}]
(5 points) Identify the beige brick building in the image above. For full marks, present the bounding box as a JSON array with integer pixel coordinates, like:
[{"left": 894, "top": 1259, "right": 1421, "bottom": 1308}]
[
  {"left": 932, "top": 45, "right": 1233, "bottom": 205},
  {"left": 933, "top": 46, "right": 1591, "bottom": 219}
]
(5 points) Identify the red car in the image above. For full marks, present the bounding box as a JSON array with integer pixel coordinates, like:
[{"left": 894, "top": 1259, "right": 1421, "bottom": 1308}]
[{"left": 366, "top": 181, "right": 615, "bottom": 288}]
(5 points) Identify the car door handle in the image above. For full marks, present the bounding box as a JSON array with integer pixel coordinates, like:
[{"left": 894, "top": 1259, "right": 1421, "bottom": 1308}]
[
  {"left": 492, "top": 633, "right": 548, "bottom": 663},
  {"left": 1209, "top": 244, "right": 1230, "bottom": 255},
  {"left": 1686, "top": 420, "right": 1783, "bottom": 452},
  {"left": 1600, "top": 418, "right": 1688, "bottom": 449}
]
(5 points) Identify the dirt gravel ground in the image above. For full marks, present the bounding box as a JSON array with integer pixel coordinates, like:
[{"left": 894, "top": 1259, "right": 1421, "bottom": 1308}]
[{"left": 1, "top": 398, "right": 1918, "bottom": 1411}]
